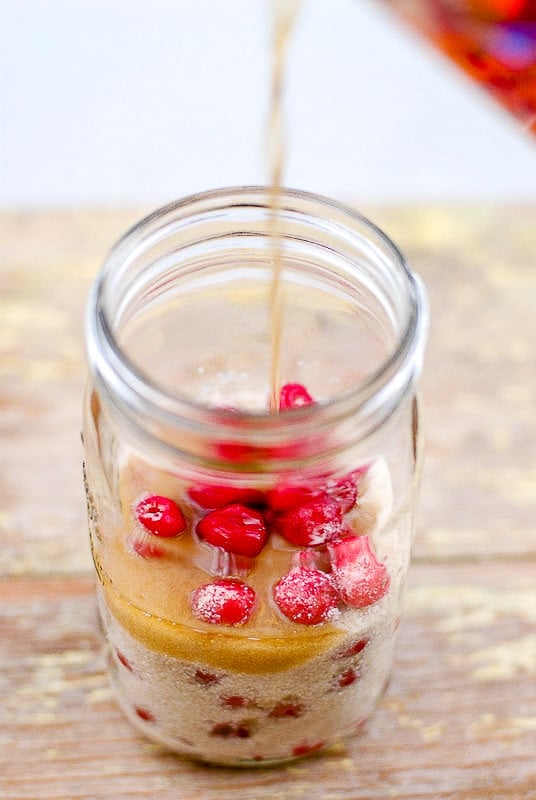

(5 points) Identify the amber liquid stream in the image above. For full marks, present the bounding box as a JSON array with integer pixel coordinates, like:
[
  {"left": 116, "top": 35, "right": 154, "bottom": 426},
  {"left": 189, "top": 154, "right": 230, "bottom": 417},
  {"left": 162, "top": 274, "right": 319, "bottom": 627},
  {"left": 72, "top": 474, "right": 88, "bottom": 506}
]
[{"left": 267, "top": 0, "right": 304, "bottom": 412}]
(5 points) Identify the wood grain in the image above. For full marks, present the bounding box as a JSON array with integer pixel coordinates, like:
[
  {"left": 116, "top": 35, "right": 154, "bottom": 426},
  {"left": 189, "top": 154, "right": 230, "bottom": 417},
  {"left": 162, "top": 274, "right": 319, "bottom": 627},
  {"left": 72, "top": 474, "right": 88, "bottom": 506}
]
[
  {"left": 1, "top": 564, "right": 535, "bottom": 800},
  {"left": 1, "top": 208, "right": 535, "bottom": 799}
]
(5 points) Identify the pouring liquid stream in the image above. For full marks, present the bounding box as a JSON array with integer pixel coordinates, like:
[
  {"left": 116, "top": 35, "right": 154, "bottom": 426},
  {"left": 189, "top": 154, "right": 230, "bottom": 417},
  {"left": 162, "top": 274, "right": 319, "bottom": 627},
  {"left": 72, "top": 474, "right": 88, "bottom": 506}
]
[{"left": 267, "top": 0, "right": 304, "bottom": 413}]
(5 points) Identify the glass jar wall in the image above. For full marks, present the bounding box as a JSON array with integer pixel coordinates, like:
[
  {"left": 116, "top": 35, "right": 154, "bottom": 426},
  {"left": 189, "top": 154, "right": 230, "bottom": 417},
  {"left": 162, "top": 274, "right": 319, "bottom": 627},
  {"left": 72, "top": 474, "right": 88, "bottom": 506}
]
[{"left": 83, "top": 187, "right": 428, "bottom": 766}]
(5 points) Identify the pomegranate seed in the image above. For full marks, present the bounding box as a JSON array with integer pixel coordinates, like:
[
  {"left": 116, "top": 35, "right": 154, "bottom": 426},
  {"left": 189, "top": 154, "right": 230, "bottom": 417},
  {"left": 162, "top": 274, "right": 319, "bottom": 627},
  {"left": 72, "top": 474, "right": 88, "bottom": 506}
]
[
  {"left": 292, "top": 741, "right": 325, "bottom": 757},
  {"left": 336, "top": 667, "right": 360, "bottom": 688},
  {"left": 273, "top": 567, "right": 339, "bottom": 625},
  {"left": 267, "top": 483, "right": 319, "bottom": 514},
  {"left": 329, "top": 535, "right": 390, "bottom": 608},
  {"left": 336, "top": 638, "right": 368, "bottom": 659},
  {"left": 196, "top": 503, "right": 267, "bottom": 557},
  {"left": 279, "top": 383, "right": 314, "bottom": 410},
  {"left": 210, "top": 722, "right": 233, "bottom": 737},
  {"left": 129, "top": 537, "right": 166, "bottom": 559},
  {"left": 220, "top": 695, "right": 255, "bottom": 709},
  {"left": 134, "top": 494, "right": 186, "bottom": 538},
  {"left": 269, "top": 700, "right": 304, "bottom": 718},
  {"left": 116, "top": 649, "right": 133, "bottom": 672},
  {"left": 268, "top": 468, "right": 364, "bottom": 517},
  {"left": 274, "top": 495, "right": 344, "bottom": 547},
  {"left": 191, "top": 579, "right": 256, "bottom": 625},
  {"left": 210, "top": 722, "right": 251, "bottom": 738},
  {"left": 194, "top": 669, "right": 220, "bottom": 686},
  {"left": 325, "top": 474, "right": 358, "bottom": 514},
  {"left": 351, "top": 463, "right": 371, "bottom": 482},
  {"left": 188, "top": 483, "right": 265, "bottom": 509},
  {"left": 135, "top": 707, "right": 155, "bottom": 723}
]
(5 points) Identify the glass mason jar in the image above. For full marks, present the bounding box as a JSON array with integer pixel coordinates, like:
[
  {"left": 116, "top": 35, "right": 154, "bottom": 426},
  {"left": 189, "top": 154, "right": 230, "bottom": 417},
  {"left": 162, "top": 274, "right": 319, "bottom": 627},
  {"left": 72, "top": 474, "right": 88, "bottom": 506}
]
[{"left": 83, "top": 187, "right": 428, "bottom": 766}]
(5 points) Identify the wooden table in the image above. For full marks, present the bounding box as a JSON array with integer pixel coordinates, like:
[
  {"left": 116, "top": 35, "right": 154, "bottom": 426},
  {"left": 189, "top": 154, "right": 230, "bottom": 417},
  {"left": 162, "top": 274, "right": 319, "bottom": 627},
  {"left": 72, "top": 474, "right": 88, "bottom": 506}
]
[{"left": 1, "top": 207, "right": 535, "bottom": 799}]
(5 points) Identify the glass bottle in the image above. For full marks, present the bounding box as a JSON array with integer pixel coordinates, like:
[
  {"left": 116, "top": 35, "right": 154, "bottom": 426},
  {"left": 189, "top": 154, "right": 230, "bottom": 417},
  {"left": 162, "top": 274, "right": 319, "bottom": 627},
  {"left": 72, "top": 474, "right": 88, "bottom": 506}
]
[
  {"left": 83, "top": 186, "right": 428, "bottom": 766},
  {"left": 378, "top": 0, "right": 536, "bottom": 133}
]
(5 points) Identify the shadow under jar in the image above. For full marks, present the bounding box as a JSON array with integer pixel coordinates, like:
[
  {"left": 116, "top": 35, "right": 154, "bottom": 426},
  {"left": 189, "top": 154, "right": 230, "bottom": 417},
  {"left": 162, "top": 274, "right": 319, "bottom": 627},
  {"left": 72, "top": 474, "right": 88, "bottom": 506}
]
[{"left": 83, "top": 187, "right": 428, "bottom": 766}]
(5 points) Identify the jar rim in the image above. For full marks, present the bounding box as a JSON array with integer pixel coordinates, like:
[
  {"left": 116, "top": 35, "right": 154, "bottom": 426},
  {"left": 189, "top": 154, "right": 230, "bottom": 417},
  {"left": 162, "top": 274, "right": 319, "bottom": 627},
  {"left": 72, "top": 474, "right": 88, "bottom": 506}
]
[{"left": 86, "top": 186, "right": 428, "bottom": 465}]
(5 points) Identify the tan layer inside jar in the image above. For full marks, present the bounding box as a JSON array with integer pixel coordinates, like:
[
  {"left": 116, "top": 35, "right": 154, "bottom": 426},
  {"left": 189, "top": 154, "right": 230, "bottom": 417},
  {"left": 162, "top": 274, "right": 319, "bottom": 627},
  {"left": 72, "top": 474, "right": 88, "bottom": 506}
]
[{"left": 92, "top": 454, "right": 395, "bottom": 673}]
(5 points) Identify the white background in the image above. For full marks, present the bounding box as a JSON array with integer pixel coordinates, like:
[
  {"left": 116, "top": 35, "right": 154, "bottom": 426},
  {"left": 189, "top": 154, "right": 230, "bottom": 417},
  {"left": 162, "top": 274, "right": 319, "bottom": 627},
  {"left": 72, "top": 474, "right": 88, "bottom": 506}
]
[{"left": 1, "top": 0, "right": 535, "bottom": 209}]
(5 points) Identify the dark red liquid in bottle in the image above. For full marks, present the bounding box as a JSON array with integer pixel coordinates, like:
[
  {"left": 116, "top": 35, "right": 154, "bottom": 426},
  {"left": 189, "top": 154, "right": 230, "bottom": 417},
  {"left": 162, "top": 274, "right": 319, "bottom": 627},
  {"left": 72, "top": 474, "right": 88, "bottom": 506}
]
[{"left": 383, "top": 0, "right": 536, "bottom": 133}]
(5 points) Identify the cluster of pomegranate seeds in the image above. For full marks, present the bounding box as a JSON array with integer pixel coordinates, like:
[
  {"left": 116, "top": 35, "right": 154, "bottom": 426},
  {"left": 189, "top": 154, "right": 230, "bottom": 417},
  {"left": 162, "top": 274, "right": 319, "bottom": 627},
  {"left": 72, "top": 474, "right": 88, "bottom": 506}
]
[
  {"left": 130, "top": 384, "right": 389, "bottom": 630},
  {"left": 196, "top": 503, "right": 268, "bottom": 557},
  {"left": 328, "top": 535, "right": 390, "bottom": 608},
  {"left": 190, "top": 579, "right": 256, "bottom": 625},
  {"left": 134, "top": 494, "right": 186, "bottom": 538},
  {"left": 273, "top": 566, "right": 339, "bottom": 625}
]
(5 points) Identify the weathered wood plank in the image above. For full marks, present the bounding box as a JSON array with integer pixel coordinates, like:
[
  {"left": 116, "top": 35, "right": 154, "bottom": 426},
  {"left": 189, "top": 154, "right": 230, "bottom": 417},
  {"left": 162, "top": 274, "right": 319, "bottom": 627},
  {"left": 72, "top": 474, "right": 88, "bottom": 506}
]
[
  {"left": 1, "top": 565, "right": 534, "bottom": 799},
  {"left": 0, "top": 212, "right": 141, "bottom": 577},
  {"left": 372, "top": 207, "right": 536, "bottom": 563},
  {"left": 1, "top": 208, "right": 535, "bottom": 577}
]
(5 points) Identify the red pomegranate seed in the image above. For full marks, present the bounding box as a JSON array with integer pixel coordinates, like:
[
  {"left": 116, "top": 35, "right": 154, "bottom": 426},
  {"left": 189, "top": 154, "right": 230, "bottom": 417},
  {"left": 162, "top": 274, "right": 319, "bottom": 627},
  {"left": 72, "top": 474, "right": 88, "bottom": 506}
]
[
  {"left": 267, "top": 483, "right": 319, "bottom": 514},
  {"left": 188, "top": 483, "right": 265, "bottom": 510},
  {"left": 116, "top": 649, "right": 133, "bottom": 672},
  {"left": 194, "top": 669, "right": 220, "bottom": 686},
  {"left": 129, "top": 537, "right": 166, "bottom": 559},
  {"left": 292, "top": 741, "right": 325, "bottom": 757},
  {"left": 269, "top": 700, "right": 304, "bottom": 718},
  {"left": 135, "top": 707, "right": 155, "bottom": 723},
  {"left": 273, "top": 567, "right": 339, "bottom": 626},
  {"left": 196, "top": 503, "right": 267, "bottom": 557},
  {"left": 329, "top": 535, "right": 390, "bottom": 608},
  {"left": 279, "top": 383, "right": 314, "bottom": 410},
  {"left": 336, "top": 667, "right": 360, "bottom": 688},
  {"left": 191, "top": 579, "right": 256, "bottom": 625},
  {"left": 274, "top": 495, "right": 344, "bottom": 547},
  {"left": 134, "top": 494, "right": 186, "bottom": 538},
  {"left": 325, "top": 474, "right": 358, "bottom": 514},
  {"left": 336, "top": 638, "right": 368, "bottom": 659}
]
